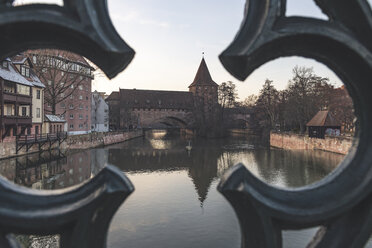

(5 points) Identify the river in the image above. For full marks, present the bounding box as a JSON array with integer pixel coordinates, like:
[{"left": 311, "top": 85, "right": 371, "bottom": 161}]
[{"left": 0, "top": 130, "right": 367, "bottom": 247}]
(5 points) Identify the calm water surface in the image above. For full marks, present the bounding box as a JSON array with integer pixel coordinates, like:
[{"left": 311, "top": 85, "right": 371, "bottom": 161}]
[{"left": 0, "top": 131, "right": 359, "bottom": 247}]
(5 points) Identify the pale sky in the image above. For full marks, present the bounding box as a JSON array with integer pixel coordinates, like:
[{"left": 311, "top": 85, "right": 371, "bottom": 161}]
[
  {"left": 14, "top": 0, "right": 371, "bottom": 100},
  {"left": 94, "top": 0, "right": 348, "bottom": 100}
]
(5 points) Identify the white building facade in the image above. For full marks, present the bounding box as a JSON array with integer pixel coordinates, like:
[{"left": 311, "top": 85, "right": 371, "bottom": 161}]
[{"left": 91, "top": 91, "right": 109, "bottom": 132}]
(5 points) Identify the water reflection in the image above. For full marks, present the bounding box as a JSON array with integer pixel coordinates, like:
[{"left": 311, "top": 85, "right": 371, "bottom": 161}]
[
  {"left": 0, "top": 131, "right": 348, "bottom": 248},
  {"left": 0, "top": 149, "right": 93, "bottom": 190}
]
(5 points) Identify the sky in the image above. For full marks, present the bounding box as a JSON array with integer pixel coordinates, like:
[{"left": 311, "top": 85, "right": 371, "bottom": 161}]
[{"left": 14, "top": 0, "right": 372, "bottom": 100}]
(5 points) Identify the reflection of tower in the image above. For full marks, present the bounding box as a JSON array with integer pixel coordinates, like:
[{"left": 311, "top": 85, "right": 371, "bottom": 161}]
[{"left": 187, "top": 141, "right": 221, "bottom": 206}]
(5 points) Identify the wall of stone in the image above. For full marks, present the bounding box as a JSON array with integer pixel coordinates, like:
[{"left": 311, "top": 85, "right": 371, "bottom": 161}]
[
  {"left": 66, "top": 130, "right": 143, "bottom": 149},
  {"left": 134, "top": 109, "right": 194, "bottom": 127},
  {"left": 270, "top": 132, "right": 353, "bottom": 155},
  {"left": 0, "top": 130, "right": 143, "bottom": 159}
]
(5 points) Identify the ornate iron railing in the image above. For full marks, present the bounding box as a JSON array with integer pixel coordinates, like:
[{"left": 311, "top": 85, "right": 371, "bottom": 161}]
[{"left": 0, "top": 0, "right": 370, "bottom": 247}]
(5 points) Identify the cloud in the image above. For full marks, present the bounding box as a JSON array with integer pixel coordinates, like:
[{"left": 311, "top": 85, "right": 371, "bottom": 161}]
[
  {"left": 139, "top": 19, "right": 170, "bottom": 29},
  {"left": 111, "top": 11, "right": 139, "bottom": 23},
  {"left": 111, "top": 10, "right": 170, "bottom": 29}
]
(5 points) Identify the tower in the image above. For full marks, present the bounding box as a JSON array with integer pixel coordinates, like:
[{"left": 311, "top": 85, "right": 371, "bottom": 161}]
[
  {"left": 189, "top": 57, "right": 220, "bottom": 137},
  {"left": 188, "top": 57, "right": 218, "bottom": 112}
]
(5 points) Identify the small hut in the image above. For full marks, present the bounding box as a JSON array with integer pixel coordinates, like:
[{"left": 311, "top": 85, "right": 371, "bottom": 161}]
[
  {"left": 43, "top": 115, "right": 67, "bottom": 134},
  {"left": 306, "top": 110, "right": 341, "bottom": 139}
]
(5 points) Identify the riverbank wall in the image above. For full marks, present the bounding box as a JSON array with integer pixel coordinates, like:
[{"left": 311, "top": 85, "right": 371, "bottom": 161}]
[
  {"left": 270, "top": 132, "right": 353, "bottom": 155},
  {"left": 0, "top": 130, "right": 143, "bottom": 159}
]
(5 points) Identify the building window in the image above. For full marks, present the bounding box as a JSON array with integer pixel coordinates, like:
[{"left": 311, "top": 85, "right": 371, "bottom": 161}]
[
  {"left": 69, "top": 124, "right": 74, "bottom": 129},
  {"left": 2, "top": 61, "right": 8, "bottom": 69},
  {"left": 85, "top": 106, "right": 88, "bottom": 110},
  {"left": 21, "top": 107, "right": 27, "bottom": 116},
  {"left": 79, "top": 75, "right": 83, "bottom": 80},
  {"left": 79, "top": 104, "right": 83, "bottom": 109},
  {"left": 48, "top": 80, "right": 52, "bottom": 86},
  {"left": 60, "top": 103, "right": 65, "bottom": 108},
  {"left": 32, "top": 56, "right": 37, "bottom": 64},
  {"left": 61, "top": 71, "right": 64, "bottom": 76},
  {"left": 79, "top": 85, "right": 83, "bottom": 90},
  {"left": 36, "top": 90, "right": 41, "bottom": 99},
  {"left": 86, "top": 115, "right": 88, "bottom": 120},
  {"left": 79, "top": 95, "right": 83, "bottom": 100},
  {"left": 70, "top": 95, "right": 74, "bottom": 99},
  {"left": 17, "top": 84, "right": 30, "bottom": 95},
  {"left": 79, "top": 124, "right": 83, "bottom": 129},
  {"left": 86, "top": 96, "right": 88, "bottom": 100},
  {"left": 20, "top": 66, "right": 30, "bottom": 77},
  {"left": 60, "top": 92, "right": 65, "bottom": 98},
  {"left": 6, "top": 105, "right": 12, "bottom": 115},
  {"left": 69, "top": 104, "right": 74, "bottom": 109},
  {"left": 36, "top": 108, "right": 40, "bottom": 118},
  {"left": 70, "top": 84, "right": 74, "bottom": 89},
  {"left": 79, "top": 114, "right": 83, "bottom": 119},
  {"left": 69, "top": 114, "right": 74, "bottom": 119},
  {"left": 47, "top": 102, "right": 51, "bottom": 107}
]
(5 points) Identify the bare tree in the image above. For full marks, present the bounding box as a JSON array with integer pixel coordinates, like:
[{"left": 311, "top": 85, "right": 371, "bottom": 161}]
[
  {"left": 28, "top": 49, "right": 93, "bottom": 115},
  {"left": 241, "top": 94, "right": 258, "bottom": 108},
  {"left": 285, "top": 66, "right": 330, "bottom": 132},
  {"left": 255, "top": 79, "right": 280, "bottom": 129},
  {"left": 218, "top": 81, "right": 238, "bottom": 110}
]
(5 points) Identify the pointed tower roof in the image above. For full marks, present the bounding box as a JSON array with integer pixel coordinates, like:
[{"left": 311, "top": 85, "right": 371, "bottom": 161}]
[
  {"left": 189, "top": 57, "right": 218, "bottom": 88},
  {"left": 306, "top": 110, "right": 341, "bottom": 127}
]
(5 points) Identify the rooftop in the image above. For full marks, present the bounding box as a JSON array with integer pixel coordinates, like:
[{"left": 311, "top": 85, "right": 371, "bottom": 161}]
[
  {"left": 189, "top": 57, "right": 218, "bottom": 88},
  {"left": 306, "top": 110, "right": 341, "bottom": 127}
]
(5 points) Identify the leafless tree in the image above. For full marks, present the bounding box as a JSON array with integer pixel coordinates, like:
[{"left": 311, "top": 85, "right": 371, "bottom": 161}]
[
  {"left": 29, "top": 49, "right": 93, "bottom": 115},
  {"left": 218, "top": 81, "right": 238, "bottom": 110}
]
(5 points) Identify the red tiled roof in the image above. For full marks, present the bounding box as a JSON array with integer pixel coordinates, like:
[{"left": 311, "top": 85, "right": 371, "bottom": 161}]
[
  {"left": 306, "top": 110, "right": 340, "bottom": 127},
  {"left": 189, "top": 58, "right": 218, "bottom": 88},
  {"left": 106, "top": 91, "right": 120, "bottom": 101},
  {"left": 119, "top": 89, "right": 193, "bottom": 110}
]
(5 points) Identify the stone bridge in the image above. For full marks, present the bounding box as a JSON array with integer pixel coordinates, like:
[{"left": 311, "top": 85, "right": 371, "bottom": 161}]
[{"left": 133, "top": 108, "right": 195, "bottom": 129}]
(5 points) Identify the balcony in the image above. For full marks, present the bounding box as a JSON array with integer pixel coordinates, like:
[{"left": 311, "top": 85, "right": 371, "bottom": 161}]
[
  {"left": 1, "top": 116, "right": 32, "bottom": 125},
  {"left": 2, "top": 92, "right": 32, "bottom": 104}
]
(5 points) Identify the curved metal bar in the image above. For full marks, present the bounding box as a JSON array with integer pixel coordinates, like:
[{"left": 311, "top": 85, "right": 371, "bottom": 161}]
[
  {"left": 0, "top": 1, "right": 136, "bottom": 247},
  {"left": 0, "top": 165, "right": 134, "bottom": 248},
  {"left": 0, "top": 0, "right": 135, "bottom": 79},
  {"left": 219, "top": 0, "right": 372, "bottom": 247}
]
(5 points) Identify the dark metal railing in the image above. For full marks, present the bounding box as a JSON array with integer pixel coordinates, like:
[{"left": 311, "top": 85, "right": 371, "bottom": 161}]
[
  {"left": 16, "top": 132, "right": 67, "bottom": 144},
  {"left": 16, "top": 132, "right": 67, "bottom": 153},
  {"left": 0, "top": 0, "right": 371, "bottom": 247}
]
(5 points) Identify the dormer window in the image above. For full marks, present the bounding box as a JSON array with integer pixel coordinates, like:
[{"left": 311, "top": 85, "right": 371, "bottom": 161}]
[
  {"left": 2, "top": 61, "right": 8, "bottom": 69},
  {"left": 20, "top": 66, "right": 30, "bottom": 77}
]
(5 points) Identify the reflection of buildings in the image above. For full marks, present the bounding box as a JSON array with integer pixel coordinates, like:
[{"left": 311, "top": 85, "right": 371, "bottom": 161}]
[
  {"left": 0, "top": 149, "right": 92, "bottom": 190},
  {"left": 91, "top": 148, "right": 108, "bottom": 176},
  {"left": 108, "top": 137, "right": 222, "bottom": 206}
]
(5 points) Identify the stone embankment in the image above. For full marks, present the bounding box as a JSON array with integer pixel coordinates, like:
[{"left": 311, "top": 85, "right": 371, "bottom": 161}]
[
  {"left": 270, "top": 132, "right": 353, "bottom": 155},
  {"left": 0, "top": 130, "right": 143, "bottom": 159}
]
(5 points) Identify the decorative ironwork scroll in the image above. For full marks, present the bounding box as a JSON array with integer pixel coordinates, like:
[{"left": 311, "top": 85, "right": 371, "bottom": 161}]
[
  {"left": 0, "top": 1, "right": 135, "bottom": 247},
  {"left": 219, "top": 0, "right": 372, "bottom": 247}
]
